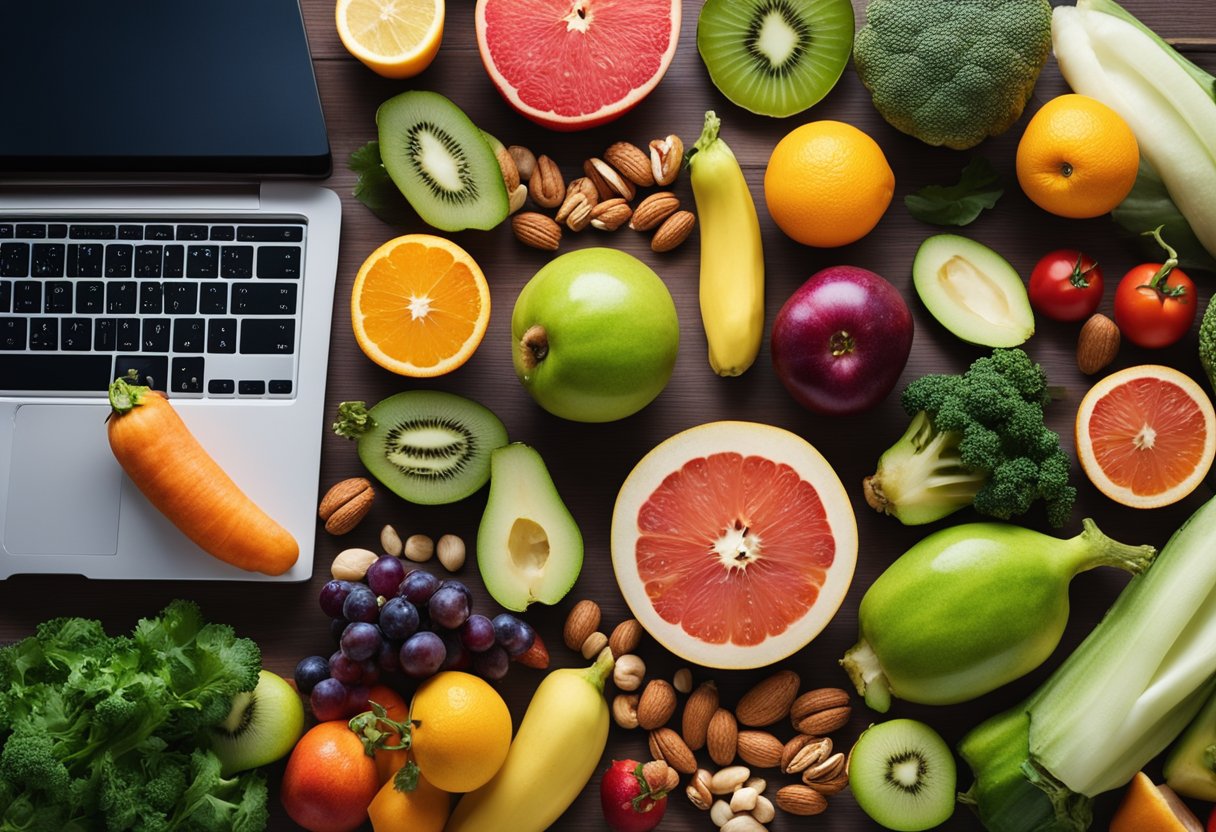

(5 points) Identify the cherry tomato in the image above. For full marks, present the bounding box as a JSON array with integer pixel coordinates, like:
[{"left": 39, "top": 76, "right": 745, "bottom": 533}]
[
  {"left": 1207, "top": 805, "right": 1216, "bottom": 832},
  {"left": 1028, "top": 249, "right": 1103, "bottom": 322},
  {"left": 1114, "top": 228, "right": 1196, "bottom": 349}
]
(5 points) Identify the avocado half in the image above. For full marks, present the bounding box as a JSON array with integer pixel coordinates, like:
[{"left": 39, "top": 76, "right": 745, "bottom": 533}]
[{"left": 912, "top": 234, "right": 1034, "bottom": 348}]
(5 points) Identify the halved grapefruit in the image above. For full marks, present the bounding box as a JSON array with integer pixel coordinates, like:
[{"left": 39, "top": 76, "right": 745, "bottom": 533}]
[
  {"left": 1075, "top": 365, "right": 1216, "bottom": 509},
  {"left": 611, "top": 421, "right": 857, "bottom": 669},
  {"left": 474, "top": 0, "right": 681, "bottom": 131}
]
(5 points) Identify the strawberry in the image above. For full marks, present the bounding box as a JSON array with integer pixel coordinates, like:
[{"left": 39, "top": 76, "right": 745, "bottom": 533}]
[{"left": 600, "top": 759, "right": 671, "bottom": 832}]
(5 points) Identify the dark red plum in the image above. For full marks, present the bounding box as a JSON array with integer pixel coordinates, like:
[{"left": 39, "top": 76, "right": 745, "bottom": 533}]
[{"left": 771, "top": 266, "right": 913, "bottom": 415}]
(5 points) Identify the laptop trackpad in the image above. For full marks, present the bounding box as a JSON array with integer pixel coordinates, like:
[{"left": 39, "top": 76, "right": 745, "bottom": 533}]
[{"left": 5, "top": 404, "right": 121, "bottom": 555}]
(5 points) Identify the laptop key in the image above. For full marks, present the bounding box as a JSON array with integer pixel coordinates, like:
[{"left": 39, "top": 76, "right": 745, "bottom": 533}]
[
  {"left": 187, "top": 245, "right": 218, "bottom": 278},
  {"left": 114, "top": 355, "right": 167, "bottom": 390},
  {"left": 207, "top": 318, "right": 237, "bottom": 353},
  {"left": 173, "top": 318, "right": 205, "bottom": 353},
  {"left": 14, "top": 281, "right": 40, "bottom": 312},
  {"left": 0, "top": 355, "right": 112, "bottom": 392},
  {"left": 200, "top": 283, "right": 228, "bottom": 314},
  {"left": 233, "top": 283, "right": 297, "bottom": 315},
  {"left": 70, "top": 224, "right": 117, "bottom": 240},
  {"left": 62, "top": 318, "right": 91, "bottom": 351},
  {"left": 269, "top": 379, "right": 292, "bottom": 394},
  {"left": 0, "top": 281, "right": 9, "bottom": 312},
  {"left": 76, "top": 281, "right": 104, "bottom": 313},
  {"left": 208, "top": 379, "right": 234, "bottom": 395},
  {"left": 116, "top": 318, "right": 140, "bottom": 351},
  {"left": 1, "top": 243, "right": 29, "bottom": 277},
  {"left": 177, "top": 225, "right": 208, "bottom": 241},
  {"left": 105, "top": 244, "right": 133, "bottom": 277},
  {"left": 238, "top": 380, "right": 266, "bottom": 395},
  {"left": 94, "top": 318, "right": 116, "bottom": 351},
  {"left": 47, "top": 224, "right": 67, "bottom": 239},
  {"left": 221, "top": 245, "right": 253, "bottom": 278},
  {"left": 163, "top": 244, "right": 184, "bottom": 278},
  {"left": 118, "top": 225, "right": 143, "bottom": 240},
  {"left": 45, "top": 281, "right": 71, "bottom": 313},
  {"left": 134, "top": 245, "right": 162, "bottom": 278},
  {"left": 106, "top": 281, "right": 136, "bottom": 314},
  {"left": 210, "top": 226, "right": 235, "bottom": 241},
  {"left": 146, "top": 225, "right": 173, "bottom": 241},
  {"left": 67, "top": 243, "right": 103, "bottom": 277},
  {"left": 171, "top": 357, "right": 205, "bottom": 394},
  {"left": 29, "top": 318, "right": 57, "bottom": 351},
  {"left": 240, "top": 319, "right": 295, "bottom": 354},
  {"left": 238, "top": 225, "right": 303, "bottom": 242},
  {"left": 142, "top": 318, "right": 170, "bottom": 352},
  {"left": 140, "top": 282, "right": 163, "bottom": 314},
  {"left": 31, "top": 243, "right": 65, "bottom": 277},
  {"left": 0, "top": 318, "right": 27, "bottom": 350},
  {"left": 164, "top": 282, "right": 198, "bottom": 314},
  {"left": 15, "top": 224, "right": 45, "bottom": 239},
  {"left": 256, "top": 245, "right": 300, "bottom": 279},
  {"left": 0, "top": 224, "right": 12, "bottom": 238}
]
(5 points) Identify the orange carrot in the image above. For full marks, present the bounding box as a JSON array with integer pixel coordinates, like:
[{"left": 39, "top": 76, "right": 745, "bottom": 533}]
[{"left": 106, "top": 374, "right": 298, "bottom": 575}]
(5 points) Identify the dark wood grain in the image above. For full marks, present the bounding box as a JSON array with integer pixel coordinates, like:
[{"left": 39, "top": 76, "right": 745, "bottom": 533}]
[{"left": 4, "top": 1, "right": 1215, "bottom": 830}]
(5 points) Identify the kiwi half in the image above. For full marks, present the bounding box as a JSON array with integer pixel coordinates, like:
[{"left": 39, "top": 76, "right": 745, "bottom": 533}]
[
  {"left": 848, "top": 718, "right": 957, "bottom": 831},
  {"left": 335, "top": 390, "right": 509, "bottom": 505},
  {"left": 377, "top": 90, "right": 508, "bottom": 232},
  {"left": 697, "top": 0, "right": 854, "bottom": 118}
]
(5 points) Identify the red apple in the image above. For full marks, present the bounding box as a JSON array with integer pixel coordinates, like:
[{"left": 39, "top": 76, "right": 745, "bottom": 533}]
[{"left": 771, "top": 266, "right": 913, "bottom": 415}]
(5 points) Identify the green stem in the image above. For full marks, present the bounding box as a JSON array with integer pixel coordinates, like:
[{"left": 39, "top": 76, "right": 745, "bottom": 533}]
[
  {"left": 690, "top": 111, "right": 721, "bottom": 160},
  {"left": 1067, "top": 518, "right": 1157, "bottom": 575},
  {"left": 582, "top": 646, "right": 616, "bottom": 694},
  {"left": 1138, "top": 225, "right": 1185, "bottom": 297},
  {"left": 107, "top": 370, "right": 151, "bottom": 415}
]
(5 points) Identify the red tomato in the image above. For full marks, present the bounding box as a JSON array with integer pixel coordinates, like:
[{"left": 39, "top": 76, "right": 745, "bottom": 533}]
[
  {"left": 1028, "top": 249, "right": 1103, "bottom": 322},
  {"left": 281, "top": 721, "right": 380, "bottom": 832},
  {"left": 1114, "top": 263, "right": 1196, "bottom": 349}
]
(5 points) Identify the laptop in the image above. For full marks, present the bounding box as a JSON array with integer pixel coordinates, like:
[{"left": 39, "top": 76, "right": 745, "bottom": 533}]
[{"left": 0, "top": 0, "right": 341, "bottom": 581}]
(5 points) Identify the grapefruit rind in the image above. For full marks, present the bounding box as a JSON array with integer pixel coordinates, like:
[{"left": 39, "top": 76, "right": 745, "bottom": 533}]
[
  {"left": 473, "top": 0, "right": 682, "bottom": 131},
  {"left": 1075, "top": 365, "right": 1216, "bottom": 509},
  {"left": 611, "top": 421, "right": 857, "bottom": 669}
]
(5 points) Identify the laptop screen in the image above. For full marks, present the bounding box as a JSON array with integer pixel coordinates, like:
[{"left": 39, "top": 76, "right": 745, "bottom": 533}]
[{"left": 0, "top": 0, "right": 331, "bottom": 177}]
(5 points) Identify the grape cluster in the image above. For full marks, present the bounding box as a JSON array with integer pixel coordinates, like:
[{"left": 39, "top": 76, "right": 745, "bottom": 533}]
[{"left": 294, "top": 555, "right": 535, "bottom": 721}]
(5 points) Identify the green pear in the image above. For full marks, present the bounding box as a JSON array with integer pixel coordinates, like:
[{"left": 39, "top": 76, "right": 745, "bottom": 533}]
[
  {"left": 210, "top": 669, "right": 305, "bottom": 776},
  {"left": 511, "top": 248, "right": 679, "bottom": 422}
]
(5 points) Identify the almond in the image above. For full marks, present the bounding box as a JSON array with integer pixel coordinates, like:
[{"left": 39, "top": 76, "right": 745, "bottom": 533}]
[
  {"left": 496, "top": 147, "right": 520, "bottom": 193},
  {"left": 511, "top": 212, "right": 561, "bottom": 251},
  {"left": 650, "top": 210, "right": 695, "bottom": 253},
  {"left": 513, "top": 631, "right": 550, "bottom": 669},
  {"left": 608, "top": 618, "right": 643, "bottom": 658},
  {"left": 566, "top": 176, "right": 600, "bottom": 206},
  {"left": 563, "top": 599, "right": 601, "bottom": 650},
  {"left": 589, "top": 198, "right": 632, "bottom": 231},
  {"left": 330, "top": 547, "right": 378, "bottom": 581},
  {"left": 781, "top": 735, "right": 831, "bottom": 775},
  {"left": 604, "top": 141, "right": 655, "bottom": 187},
  {"left": 638, "top": 679, "right": 678, "bottom": 730},
  {"left": 580, "top": 631, "right": 608, "bottom": 660},
  {"left": 736, "top": 730, "right": 784, "bottom": 769},
  {"left": 794, "top": 705, "right": 852, "bottom": 736},
  {"left": 649, "top": 727, "right": 697, "bottom": 774},
  {"left": 649, "top": 134, "right": 684, "bottom": 186},
  {"left": 681, "top": 680, "right": 719, "bottom": 750},
  {"left": 1077, "top": 313, "right": 1120, "bottom": 375},
  {"left": 629, "top": 191, "right": 680, "bottom": 231},
  {"left": 736, "top": 670, "right": 801, "bottom": 727},
  {"left": 583, "top": 158, "right": 615, "bottom": 201},
  {"left": 528, "top": 154, "right": 565, "bottom": 208},
  {"left": 774, "top": 784, "right": 828, "bottom": 816},
  {"left": 318, "top": 477, "right": 374, "bottom": 535},
  {"left": 587, "top": 157, "right": 636, "bottom": 200},
  {"left": 706, "top": 707, "right": 738, "bottom": 767},
  {"left": 803, "top": 771, "right": 849, "bottom": 795},
  {"left": 554, "top": 190, "right": 589, "bottom": 226},
  {"left": 789, "top": 688, "right": 850, "bottom": 723}
]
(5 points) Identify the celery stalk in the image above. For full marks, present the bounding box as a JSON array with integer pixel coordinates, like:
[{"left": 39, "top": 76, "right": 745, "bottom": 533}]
[
  {"left": 959, "top": 495, "right": 1216, "bottom": 831},
  {"left": 1052, "top": 0, "right": 1216, "bottom": 260},
  {"left": 1164, "top": 686, "right": 1216, "bottom": 800}
]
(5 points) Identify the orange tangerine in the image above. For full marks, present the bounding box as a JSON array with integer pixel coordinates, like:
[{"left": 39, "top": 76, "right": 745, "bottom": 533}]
[
  {"left": 351, "top": 234, "right": 490, "bottom": 377},
  {"left": 1016, "top": 94, "right": 1139, "bottom": 219},
  {"left": 1075, "top": 365, "right": 1215, "bottom": 509}
]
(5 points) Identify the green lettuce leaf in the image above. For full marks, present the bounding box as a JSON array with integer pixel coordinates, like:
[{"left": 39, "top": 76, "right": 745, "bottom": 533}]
[
  {"left": 905, "top": 158, "right": 1004, "bottom": 226},
  {"left": 349, "top": 140, "right": 413, "bottom": 224}
]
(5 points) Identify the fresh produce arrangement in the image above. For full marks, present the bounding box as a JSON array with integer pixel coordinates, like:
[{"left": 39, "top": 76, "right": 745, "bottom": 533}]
[{"left": 8, "top": 0, "right": 1216, "bottom": 830}]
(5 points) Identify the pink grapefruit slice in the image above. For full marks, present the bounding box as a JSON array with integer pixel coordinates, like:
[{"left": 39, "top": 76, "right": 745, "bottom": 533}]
[
  {"left": 474, "top": 0, "right": 682, "bottom": 131},
  {"left": 612, "top": 421, "right": 857, "bottom": 669}
]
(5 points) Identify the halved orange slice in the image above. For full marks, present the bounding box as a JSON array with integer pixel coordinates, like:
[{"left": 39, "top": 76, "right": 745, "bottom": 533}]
[
  {"left": 351, "top": 234, "right": 490, "bottom": 377},
  {"left": 1075, "top": 365, "right": 1215, "bottom": 509}
]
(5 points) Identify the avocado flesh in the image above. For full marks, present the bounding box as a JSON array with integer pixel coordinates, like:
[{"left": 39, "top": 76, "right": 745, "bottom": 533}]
[
  {"left": 913, "top": 234, "right": 1034, "bottom": 347},
  {"left": 477, "top": 443, "right": 584, "bottom": 612}
]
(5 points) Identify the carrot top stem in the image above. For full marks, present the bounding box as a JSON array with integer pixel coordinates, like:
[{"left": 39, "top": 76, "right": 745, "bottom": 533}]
[{"left": 108, "top": 371, "right": 152, "bottom": 415}]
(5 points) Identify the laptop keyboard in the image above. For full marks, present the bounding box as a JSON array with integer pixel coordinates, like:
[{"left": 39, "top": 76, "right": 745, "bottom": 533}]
[{"left": 0, "top": 218, "right": 304, "bottom": 398}]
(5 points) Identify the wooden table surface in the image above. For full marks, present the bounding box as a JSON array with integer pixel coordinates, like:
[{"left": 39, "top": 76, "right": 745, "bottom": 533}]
[{"left": 4, "top": 1, "right": 1215, "bottom": 829}]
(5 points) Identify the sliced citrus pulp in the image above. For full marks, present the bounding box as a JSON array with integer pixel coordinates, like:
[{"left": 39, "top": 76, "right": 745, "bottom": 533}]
[
  {"left": 1075, "top": 365, "right": 1215, "bottom": 509},
  {"left": 474, "top": 0, "right": 681, "bottom": 130},
  {"left": 612, "top": 421, "right": 857, "bottom": 669},
  {"left": 1109, "top": 772, "right": 1203, "bottom": 832},
  {"left": 336, "top": 0, "right": 445, "bottom": 79},
  {"left": 351, "top": 234, "right": 490, "bottom": 377}
]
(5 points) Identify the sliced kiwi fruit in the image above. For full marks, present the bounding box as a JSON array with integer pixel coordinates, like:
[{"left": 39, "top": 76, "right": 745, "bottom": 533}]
[
  {"left": 334, "top": 390, "right": 509, "bottom": 505},
  {"left": 848, "top": 718, "right": 957, "bottom": 831},
  {"left": 210, "top": 670, "right": 304, "bottom": 777},
  {"left": 376, "top": 90, "right": 508, "bottom": 232},
  {"left": 697, "top": 0, "right": 854, "bottom": 118}
]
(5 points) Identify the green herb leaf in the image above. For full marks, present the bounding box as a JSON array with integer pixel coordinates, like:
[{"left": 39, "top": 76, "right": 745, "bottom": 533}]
[
  {"left": 394, "top": 761, "right": 420, "bottom": 793},
  {"left": 905, "top": 158, "right": 1004, "bottom": 226},
  {"left": 349, "top": 140, "right": 413, "bottom": 224}
]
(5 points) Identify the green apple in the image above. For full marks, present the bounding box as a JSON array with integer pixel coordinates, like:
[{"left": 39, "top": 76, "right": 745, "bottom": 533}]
[
  {"left": 210, "top": 669, "right": 305, "bottom": 776},
  {"left": 511, "top": 248, "right": 679, "bottom": 422}
]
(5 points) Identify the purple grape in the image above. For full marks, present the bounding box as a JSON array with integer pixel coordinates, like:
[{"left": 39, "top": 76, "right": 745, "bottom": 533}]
[
  {"left": 344, "top": 684, "right": 371, "bottom": 717},
  {"left": 379, "top": 597, "right": 420, "bottom": 641},
  {"left": 397, "top": 569, "right": 441, "bottom": 605},
  {"left": 329, "top": 618, "right": 348, "bottom": 643},
  {"left": 294, "top": 655, "right": 330, "bottom": 694},
  {"left": 343, "top": 585, "right": 380, "bottom": 623},
  {"left": 310, "top": 677, "right": 348, "bottom": 722},
  {"left": 360, "top": 659, "right": 381, "bottom": 686},
  {"left": 377, "top": 639, "right": 402, "bottom": 673},
  {"left": 473, "top": 645, "right": 510, "bottom": 681},
  {"left": 367, "top": 555, "right": 407, "bottom": 597},
  {"left": 319, "top": 579, "right": 354, "bottom": 618},
  {"left": 439, "top": 631, "right": 471, "bottom": 672},
  {"left": 399, "top": 631, "right": 446, "bottom": 679},
  {"left": 492, "top": 613, "right": 536, "bottom": 657},
  {"left": 341, "top": 621, "right": 382, "bottom": 662},
  {"left": 460, "top": 614, "right": 496, "bottom": 653},
  {"left": 428, "top": 584, "right": 471, "bottom": 630},
  {"left": 329, "top": 650, "right": 363, "bottom": 685},
  {"left": 440, "top": 579, "right": 472, "bottom": 603}
]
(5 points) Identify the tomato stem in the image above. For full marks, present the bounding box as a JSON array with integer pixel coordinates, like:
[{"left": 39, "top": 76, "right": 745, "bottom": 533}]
[
  {"left": 1137, "top": 225, "right": 1186, "bottom": 299},
  {"left": 1069, "top": 254, "right": 1096, "bottom": 290}
]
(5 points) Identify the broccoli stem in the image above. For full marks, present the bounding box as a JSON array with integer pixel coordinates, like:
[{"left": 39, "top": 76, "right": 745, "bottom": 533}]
[{"left": 863, "top": 410, "right": 988, "bottom": 525}]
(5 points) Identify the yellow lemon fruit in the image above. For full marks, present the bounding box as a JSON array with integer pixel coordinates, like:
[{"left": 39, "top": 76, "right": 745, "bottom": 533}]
[
  {"left": 409, "top": 671, "right": 512, "bottom": 793},
  {"left": 336, "top": 0, "right": 444, "bottom": 79}
]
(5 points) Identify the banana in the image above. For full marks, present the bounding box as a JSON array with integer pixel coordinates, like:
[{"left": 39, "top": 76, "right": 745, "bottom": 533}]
[
  {"left": 445, "top": 649, "right": 614, "bottom": 832},
  {"left": 689, "top": 110, "right": 765, "bottom": 377}
]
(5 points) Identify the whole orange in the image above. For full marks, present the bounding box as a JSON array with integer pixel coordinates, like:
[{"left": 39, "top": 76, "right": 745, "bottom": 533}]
[
  {"left": 280, "top": 721, "right": 381, "bottom": 832},
  {"left": 1016, "top": 94, "right": 1139, "bottom": 219},
  {"left": 764, "top": 120, "right": 894, "bottom": 248},
  {"left": 409, "top": 671, "right": 512, "bottom": 793}
]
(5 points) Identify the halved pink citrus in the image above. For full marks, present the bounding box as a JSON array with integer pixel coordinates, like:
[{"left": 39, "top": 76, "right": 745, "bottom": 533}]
[
  {"left": 1075, "top": 365, "right": 1215, "bottom": 509},
  {"left": 612, "top": 421, "right": 857, "bottom": 669},
  {"left": 474, "top": 0, "right": 681, "bottom": 131}
]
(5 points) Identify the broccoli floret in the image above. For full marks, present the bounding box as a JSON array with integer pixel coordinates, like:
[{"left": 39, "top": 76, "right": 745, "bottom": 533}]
[
  {"left": 864, "top": 348, "right": 1076, "bottom": 526},
  {"left": 0, "top": 726, "right": 71, "bottom": 801},
  {"left": 1200, "top": 295, "right": 1216, "bottom": 396},
  {"left": 853, "top": 0, "right": 1054, "bottom": 149}
]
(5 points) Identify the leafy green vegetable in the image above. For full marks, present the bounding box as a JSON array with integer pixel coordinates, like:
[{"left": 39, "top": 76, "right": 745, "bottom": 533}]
[
  {"left": 905, "top": 158, "right": 1004, "bottom": 226},
  {"left": 1113, "top": 160, "right": 1216, "bottom": 273},
  {"left": 0, "top": 600, "right": 266, "bottom": 831},
  {"left": 350, "top": 140, "right": 413, "bottom": 225}
]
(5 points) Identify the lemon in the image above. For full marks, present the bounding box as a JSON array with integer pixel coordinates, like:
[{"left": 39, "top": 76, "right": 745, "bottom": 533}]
[
  {"left": 335, "top": 0, "right": 444, "bottom": 79},
  {"left": 410, "top": 671, "right": 512, "bottom": 793}
]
